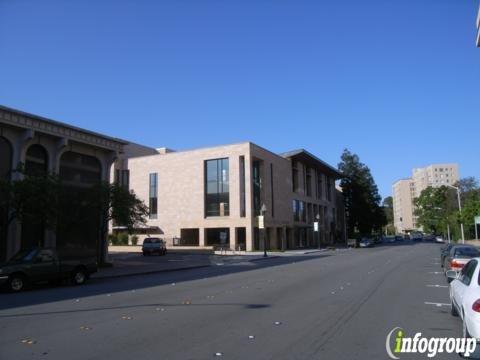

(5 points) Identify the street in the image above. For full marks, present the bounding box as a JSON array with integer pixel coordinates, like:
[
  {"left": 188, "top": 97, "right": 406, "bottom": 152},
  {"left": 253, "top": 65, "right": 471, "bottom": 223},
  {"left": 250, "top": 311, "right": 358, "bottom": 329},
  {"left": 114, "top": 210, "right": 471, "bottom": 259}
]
[{"left": 0, "top": 242, "right": 470, "bottom": 360}]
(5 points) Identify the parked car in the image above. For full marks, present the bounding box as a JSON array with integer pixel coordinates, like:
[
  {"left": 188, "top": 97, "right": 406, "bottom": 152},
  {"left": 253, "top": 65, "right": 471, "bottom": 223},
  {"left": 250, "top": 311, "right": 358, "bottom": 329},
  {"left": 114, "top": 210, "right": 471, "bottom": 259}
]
[
  {"left": 395, "top": 234, "right": 404, "bottom": 241},
  {"left": 443, "top": 245, "right": 480, "bottom": 274},
  {"left": 423, "top": 234, "right": 436, "bottom": 242},
  {"left": 142, "top": 238, "right": 167, "bottom": 256},
  {"left": 441, "top": 244, "right": 455, "bottom": 268},
  {"left": 359, "top": 238, "right": 374, "bottom": 248},
  {"left": 384, "top": 235, "right": 396, "bottom": 243},
  {"left": 0, "top": 247, "right": 97, "bottom": 292},
  {"left": 411, "top": 232, "right": 423, "bottom": 241},
  {"left": 447, "top": 258, "right": 480, "bottom": 339},
  {"left": 435, "top": 236, "right": 445, "bottom": 244}
]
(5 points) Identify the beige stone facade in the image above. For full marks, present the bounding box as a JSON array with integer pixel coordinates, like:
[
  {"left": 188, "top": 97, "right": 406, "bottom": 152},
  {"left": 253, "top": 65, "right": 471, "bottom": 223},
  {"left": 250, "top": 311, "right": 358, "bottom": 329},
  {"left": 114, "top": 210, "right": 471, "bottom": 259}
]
[
  {"left": 123, "top": 143, "right": 344, "bottom": 251},
  {"left": 393, "top": 163, "right": 459, "bottom": 233}
]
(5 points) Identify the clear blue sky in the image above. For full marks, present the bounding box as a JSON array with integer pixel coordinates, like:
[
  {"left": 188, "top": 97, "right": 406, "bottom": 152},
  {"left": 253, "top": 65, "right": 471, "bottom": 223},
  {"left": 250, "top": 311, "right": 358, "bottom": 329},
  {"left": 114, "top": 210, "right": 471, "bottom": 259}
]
[{"left": 1, "top": 0, "right": 479, "bottom": 199}]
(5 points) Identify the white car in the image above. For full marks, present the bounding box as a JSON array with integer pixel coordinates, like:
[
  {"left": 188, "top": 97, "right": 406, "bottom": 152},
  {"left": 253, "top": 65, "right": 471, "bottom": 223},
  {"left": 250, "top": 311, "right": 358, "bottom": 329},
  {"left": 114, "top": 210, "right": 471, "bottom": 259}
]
[
  {"left": 435, "top": 236, "right": 445, "bottom": 243},
  {"left": 448, "top": 258, "right": 480, "bottom": 339}
]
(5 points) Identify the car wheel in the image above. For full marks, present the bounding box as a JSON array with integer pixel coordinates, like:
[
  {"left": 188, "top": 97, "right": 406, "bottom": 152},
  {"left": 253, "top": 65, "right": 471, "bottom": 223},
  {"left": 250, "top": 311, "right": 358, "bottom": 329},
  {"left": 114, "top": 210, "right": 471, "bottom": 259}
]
[
  {"left": 451, "top": 301, "right": 459, "bottom": 317},
  {"left": 72, "top": 268, "right": 87, "bottom": 285},
  {"left": 9, "top": 274, "right": 27, "bottom": 292}
]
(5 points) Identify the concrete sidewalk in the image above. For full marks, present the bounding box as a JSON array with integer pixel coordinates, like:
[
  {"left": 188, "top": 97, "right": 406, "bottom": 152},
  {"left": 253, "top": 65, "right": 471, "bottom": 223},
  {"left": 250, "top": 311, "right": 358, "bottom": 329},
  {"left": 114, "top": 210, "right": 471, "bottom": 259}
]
[{"left": 93, "top": 251, "right": 280, "bottom": 279}]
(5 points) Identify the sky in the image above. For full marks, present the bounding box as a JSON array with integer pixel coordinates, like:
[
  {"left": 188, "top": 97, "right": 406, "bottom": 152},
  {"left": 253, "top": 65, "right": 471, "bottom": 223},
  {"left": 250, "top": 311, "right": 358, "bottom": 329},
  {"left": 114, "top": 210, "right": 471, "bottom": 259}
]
[{"left": 0, "top": 0, "right": 479, "bottom": 199}]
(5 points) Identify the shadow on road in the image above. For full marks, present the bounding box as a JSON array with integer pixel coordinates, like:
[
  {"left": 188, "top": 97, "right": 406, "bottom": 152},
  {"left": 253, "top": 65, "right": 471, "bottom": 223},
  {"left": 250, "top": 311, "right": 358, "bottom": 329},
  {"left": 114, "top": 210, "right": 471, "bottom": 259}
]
[{"left": 0, "top": 253, "right": 331, "bottom": 311}]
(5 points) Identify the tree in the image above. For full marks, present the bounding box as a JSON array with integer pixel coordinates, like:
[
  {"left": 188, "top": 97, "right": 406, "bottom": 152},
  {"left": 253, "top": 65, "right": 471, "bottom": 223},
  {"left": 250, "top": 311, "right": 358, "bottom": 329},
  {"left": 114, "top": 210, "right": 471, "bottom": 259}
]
[
  {"left": 338, "top": 149, "right": 386, "bottom": 237},
  {"left": 382, "top": 196, "right": 395, "bottom": 235},
  {"left": 84, "top": 182, "right": 149, "bottom": 263},
  {"left": 413, "top": 186, "right": 449, "bottom": 234}
]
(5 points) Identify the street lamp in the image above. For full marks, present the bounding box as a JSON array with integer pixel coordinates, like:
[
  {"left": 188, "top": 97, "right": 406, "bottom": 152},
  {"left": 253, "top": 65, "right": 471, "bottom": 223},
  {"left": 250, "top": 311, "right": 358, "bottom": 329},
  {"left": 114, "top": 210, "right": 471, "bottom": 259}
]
[
  {"left": 260, "top": 203, "right": 267, "bottom": 257},
  {"left": 315, "top": 213, "right": 320, "bottom": 249},
  {"left": 446, "top": 184, "right": 465, "bottom": 244}
]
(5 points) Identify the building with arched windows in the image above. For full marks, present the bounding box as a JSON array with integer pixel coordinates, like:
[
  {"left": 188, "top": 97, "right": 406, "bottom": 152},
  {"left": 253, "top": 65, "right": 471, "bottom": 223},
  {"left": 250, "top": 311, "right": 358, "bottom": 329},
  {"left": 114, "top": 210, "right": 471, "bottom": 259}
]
[{"left": 0, "top": 105, "right": 128, "bottom": 262}]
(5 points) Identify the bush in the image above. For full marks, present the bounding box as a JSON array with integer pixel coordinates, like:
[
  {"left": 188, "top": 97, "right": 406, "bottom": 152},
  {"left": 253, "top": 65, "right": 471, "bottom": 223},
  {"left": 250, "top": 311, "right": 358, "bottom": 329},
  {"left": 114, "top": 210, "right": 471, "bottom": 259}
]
[
  {"left": 108, "top": 233, "right": 118, "bottom": 245},
  {"left": 130, "top": 235, "right": 139, "bottom": 246},
  {"left": 118, "top": 232, "right": 129, "bottom": 245}
]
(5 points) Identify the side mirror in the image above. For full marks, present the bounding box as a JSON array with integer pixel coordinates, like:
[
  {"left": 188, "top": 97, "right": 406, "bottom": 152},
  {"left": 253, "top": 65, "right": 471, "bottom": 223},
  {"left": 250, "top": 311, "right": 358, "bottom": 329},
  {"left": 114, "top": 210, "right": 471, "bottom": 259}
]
[{"left": 446, "top": 270, "right": 457, "bottom": 284}]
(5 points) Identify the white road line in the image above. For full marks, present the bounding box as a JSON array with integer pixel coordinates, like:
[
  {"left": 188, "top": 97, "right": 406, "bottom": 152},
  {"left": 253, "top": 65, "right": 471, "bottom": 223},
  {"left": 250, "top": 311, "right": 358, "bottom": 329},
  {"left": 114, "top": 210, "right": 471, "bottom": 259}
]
[
  {"left": 424, "top": 302, "right": 450, "bottom": 307},
  {"left": 428, "top": 272, "right": 443, "bottom": 274},
  {"left": 426, "top": 285, "right": 449, "bottom": 288}
]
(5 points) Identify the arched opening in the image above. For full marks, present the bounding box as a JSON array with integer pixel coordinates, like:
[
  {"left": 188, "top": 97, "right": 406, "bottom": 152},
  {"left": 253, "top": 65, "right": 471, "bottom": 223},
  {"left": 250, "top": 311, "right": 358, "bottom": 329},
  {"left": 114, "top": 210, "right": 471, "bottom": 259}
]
[
  {"left": 21, "top": 144, "right": 49, "bottom": 249},
  {"left": 0, "top": 137, "right": 13, "bottom": 261},
  {"left": 25, "top": 144, "right": 48, "bottom": 176},
  {"left": 57, "top": 151, "right": 102, "bottom": 259}
]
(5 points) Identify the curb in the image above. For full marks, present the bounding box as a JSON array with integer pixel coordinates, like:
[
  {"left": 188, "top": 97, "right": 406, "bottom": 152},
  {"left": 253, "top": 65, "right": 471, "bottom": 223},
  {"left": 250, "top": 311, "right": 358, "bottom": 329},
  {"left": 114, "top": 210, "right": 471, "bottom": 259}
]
[
  {"left": 248, "top": 255, "right": 281, "bottom": 262},
  {"left": 92, "top": 264, "right": 211, "bottom": 280}
]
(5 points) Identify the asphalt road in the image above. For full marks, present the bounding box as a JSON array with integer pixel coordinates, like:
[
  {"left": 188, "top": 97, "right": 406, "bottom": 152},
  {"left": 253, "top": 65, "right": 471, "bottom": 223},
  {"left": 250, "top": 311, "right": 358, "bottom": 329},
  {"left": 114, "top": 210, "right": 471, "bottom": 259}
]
[{"left": 0, "top": 242, "right": 471, "bottom": 360}]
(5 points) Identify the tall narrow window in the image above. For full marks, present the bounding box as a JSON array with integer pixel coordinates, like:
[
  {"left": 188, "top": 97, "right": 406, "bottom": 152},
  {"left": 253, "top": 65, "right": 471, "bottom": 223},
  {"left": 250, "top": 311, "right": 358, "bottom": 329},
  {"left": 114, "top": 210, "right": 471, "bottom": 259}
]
[
  {"left": 270, "top": 163, "right": 274, "bottom": 218},
  {"left": 205, "top": 158, "right": 229, "bottom": 217},
  {"left": 252, "top": 160, "right": 261, "bottom": 216},
  {"left": 327, "top": 177, "right": 332, "bottom": 201},
  {"left": 239, "top": 156, "right": 246, "bottom": 217},
  {"left": 306, "top": 168, "right": 312, "bottom": 197},
  {"left": 317, "top": 172, "right": 323, "bottom": 200},
  {"left": 149, "top": 173, "right": 158, "bottom": 219},
  {"left": 292, "top": 161, "right": 298, "bottom": 192}
]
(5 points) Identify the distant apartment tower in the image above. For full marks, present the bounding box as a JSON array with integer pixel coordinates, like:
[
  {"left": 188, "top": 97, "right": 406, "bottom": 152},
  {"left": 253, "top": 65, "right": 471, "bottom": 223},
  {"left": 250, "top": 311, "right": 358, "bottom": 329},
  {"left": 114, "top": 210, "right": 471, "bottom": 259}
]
[
  {"left": 476, "top": 5, "right": 480, "bottom": 47},
  {"left": 392, "top": 164, "right": 459, "bottom": 233}
]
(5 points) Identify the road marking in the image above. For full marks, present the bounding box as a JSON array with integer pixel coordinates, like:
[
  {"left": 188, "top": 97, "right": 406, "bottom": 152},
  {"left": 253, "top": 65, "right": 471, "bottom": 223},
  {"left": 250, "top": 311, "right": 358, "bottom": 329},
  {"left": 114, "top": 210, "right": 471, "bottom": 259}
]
[
  {"left": 432, "top": 263, "right": 441, "bottom": 265},
  {"left": 274, "top": 321, "right": 282, "bottom": 325},
  {"left": 428, "top": 272, "right": 443, "bottom": 275},
  {"left": 248, "top": 335, "right": 255, "bottom": 340},
  {"left": 426, "top": 285, "right": 449, "bottom": 288},
  {"left": 424, "top": 302, "right": 450, "bottom": 307}
]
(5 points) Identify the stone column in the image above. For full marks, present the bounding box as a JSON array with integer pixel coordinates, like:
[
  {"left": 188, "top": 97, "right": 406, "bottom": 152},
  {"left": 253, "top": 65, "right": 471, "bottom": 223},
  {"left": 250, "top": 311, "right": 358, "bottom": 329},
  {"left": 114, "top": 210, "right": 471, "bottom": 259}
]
[
  {"left": 230, "top": 226, "right": 237, "bottom": 250},
  {"left": 199, "top": 228, "right": 205, "bottom": 247}
]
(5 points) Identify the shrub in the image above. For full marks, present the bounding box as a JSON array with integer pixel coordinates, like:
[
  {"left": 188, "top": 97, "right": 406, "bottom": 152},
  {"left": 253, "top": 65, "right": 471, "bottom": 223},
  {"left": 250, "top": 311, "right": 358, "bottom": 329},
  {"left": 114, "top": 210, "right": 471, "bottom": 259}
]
[
  {"left": 130, "top": 235, "right": 139, "bottom": 246},
  {"left": 118, "top": 232, "right": 129, "bottom": 245},
  {"left": 108, "top": 233, "right": 118, "bottom": 245}
]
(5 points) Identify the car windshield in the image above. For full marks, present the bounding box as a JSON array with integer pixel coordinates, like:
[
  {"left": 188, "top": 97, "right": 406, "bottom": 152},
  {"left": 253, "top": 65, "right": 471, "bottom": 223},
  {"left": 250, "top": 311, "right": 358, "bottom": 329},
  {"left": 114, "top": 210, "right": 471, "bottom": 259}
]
[
  {"left": 9, "top": 248, "right": 38, "bottom": 262},
  {"left": 144, "top": 238, "right": 161, "bottom": 244},
  {"left": 454, "top": 247, "right": 480, "bottom": 258}
]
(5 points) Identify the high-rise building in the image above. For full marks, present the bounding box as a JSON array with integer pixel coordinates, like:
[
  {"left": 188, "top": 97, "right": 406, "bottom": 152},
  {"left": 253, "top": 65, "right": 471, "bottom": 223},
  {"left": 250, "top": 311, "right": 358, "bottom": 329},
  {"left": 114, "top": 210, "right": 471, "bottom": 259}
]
[
  {"left": 392, "top": 164, "right": 459, "bottom": 233},
  {"left": 476, "top": 5, "right": 479, "bottom": 47}
]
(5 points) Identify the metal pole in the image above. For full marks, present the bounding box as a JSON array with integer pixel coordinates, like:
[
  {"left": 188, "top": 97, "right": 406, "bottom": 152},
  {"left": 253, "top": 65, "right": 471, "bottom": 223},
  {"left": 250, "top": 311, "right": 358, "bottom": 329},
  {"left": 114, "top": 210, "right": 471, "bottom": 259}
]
[
  {"left": 475, "top": 223, "right": 478, "bottom": 241},
  {"left": 447, "top": 223, "right": 451, "bottom": 243},
  {"left": 456, "top": 188, "right": 465, "bottom": 244}
]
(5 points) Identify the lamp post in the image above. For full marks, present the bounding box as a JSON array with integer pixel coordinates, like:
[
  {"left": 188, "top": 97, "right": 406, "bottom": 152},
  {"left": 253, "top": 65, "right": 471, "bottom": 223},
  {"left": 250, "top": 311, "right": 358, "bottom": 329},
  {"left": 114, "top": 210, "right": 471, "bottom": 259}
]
[
  {"left": 314, "top": 213, "right": 320, "bottom": 249},
  {"left": 260, "top": 203, "right": 267, "bottom": 257},
  {"left": 446, "top": 184, "right": 465, "bottom": 244}
]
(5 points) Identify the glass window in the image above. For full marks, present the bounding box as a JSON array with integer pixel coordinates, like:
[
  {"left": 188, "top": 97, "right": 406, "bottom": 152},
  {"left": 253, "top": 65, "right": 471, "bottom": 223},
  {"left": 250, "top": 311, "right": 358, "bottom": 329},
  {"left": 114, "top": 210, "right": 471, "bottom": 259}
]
[
  {"left": 306, "top": 168, "right": 312, "bottom": 197},
  {"left": 252, "top": 161, "right": 261, "bottom": 216},
  {"left": 25, "top": 144, "right": 48, "bottom": 176},
  {"left": 454, "top": 247, "right": 480, "bottom": 258},
  {"left": 461, "top": 260, "right": 477, "bottom": 286},
  {"left": 149, "top": 173, "right": 158, "bottom": 218},
  {"left": 292, "top": 161, "right": 298, "bottom": 192},
  {"left": 317, "top": 171, "right": 323, "bottom": 199},
  {"left": 205, "top": 158, "right": 229, "bottom": 217}
]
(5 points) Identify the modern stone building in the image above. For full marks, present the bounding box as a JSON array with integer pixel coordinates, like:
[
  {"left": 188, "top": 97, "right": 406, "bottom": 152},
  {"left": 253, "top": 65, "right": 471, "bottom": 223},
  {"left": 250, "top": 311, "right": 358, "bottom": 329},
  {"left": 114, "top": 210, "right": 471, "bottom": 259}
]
[
  {"left": 122, "top": 143, "right": 345, "bottom": 251},
  {"left": 392, "top": 163, "right": 459, "bottom": 233},
  {"left": 0, "top": 105, "right": 127, "bottom": 261}
]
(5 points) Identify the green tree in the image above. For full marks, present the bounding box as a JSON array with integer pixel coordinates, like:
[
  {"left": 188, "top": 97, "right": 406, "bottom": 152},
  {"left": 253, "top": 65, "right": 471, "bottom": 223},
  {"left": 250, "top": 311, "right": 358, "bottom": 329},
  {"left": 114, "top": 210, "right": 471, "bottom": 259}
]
[
  {"left": 85, "top": 182, "right": 149, "bottom": 262},
  {"left": 382, "top": 196, "right": 395, "bottom": 235},
  {"left": 338, "top": 149, "right": 386, "bottom": 237},
  {"left": 413, "top": 186, "right": 449, "bottom": 234}
]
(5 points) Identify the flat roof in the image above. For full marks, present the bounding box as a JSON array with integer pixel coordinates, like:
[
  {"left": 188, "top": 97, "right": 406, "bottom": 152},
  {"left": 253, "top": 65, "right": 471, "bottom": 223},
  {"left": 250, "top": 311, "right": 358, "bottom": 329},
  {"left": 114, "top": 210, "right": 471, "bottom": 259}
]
[
  {"left": 279, "top": 149, "right": 342, "bottom": 178},
  {"left": 0, "top": 104, "right": 129, "bottom": 145}
]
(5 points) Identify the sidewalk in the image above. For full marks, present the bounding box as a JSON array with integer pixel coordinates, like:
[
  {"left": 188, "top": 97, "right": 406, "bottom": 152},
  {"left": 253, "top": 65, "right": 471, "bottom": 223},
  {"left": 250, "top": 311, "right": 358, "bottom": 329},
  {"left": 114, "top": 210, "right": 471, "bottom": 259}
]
[{"left": 93, "top": 247, "right": 340, "bottom": 279}]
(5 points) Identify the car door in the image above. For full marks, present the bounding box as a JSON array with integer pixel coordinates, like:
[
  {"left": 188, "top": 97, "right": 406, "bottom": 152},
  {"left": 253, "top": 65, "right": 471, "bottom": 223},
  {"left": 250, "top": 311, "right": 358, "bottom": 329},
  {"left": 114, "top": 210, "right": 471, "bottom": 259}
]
[
  {"left": 30, "top": 249, "right": 58, "bottom": 282},
  {"left": 454, "top": 260, "right": 477, "bottom": 317}
]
